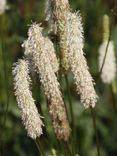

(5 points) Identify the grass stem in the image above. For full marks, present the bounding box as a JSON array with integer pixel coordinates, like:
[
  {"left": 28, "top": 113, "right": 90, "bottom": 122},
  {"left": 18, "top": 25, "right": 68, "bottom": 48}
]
[
  {"left": 35, "top": 138, "right": 45, "bottom": 156},
  {"left": 90, "top": 106, "right": 100, "bottom": 156},
  {"left": 64, "top": 74, "right": 76, "bottom": 155}
]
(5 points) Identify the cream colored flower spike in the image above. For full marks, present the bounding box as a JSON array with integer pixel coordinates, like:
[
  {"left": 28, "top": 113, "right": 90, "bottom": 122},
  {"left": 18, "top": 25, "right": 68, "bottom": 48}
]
[
  {"left": 45, "top": 0, "right": 70, "bottom": 71},
  {"left": 22, "top": 25, "right": 59, "bottom": 73},
  {"left": 66, "top": 12, "right": 98, "bottom": 109},
  {"left": 45, "top": 0, "right": 69, "bottom": 34},
  {"left": 44, "top": 37, "right": 59, "bottom": 73},
  {"left": 99, "top": 41, "right": 116, "bottom": 84},
  {"left": 12, "top": 59, "right": 44, "bottom": 139},
  {"left": 25, "top": 23, "right": 71, "bottom": 141}
]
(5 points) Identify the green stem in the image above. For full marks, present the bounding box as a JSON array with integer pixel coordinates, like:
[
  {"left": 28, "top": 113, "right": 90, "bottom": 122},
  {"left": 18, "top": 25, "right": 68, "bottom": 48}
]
[
  {"left": 59, "top": 141, "right": 68, "bottom": 156},
  {"left": 65, "top": 75, "right": 74, "bottom": 126},
  {"left": 98, "top": 15, "right": 112, "bottom": 78},
  {"left": 65, "top": 141, "right": 73, "bottom": 156},
  {"left": 110, "top": 84, "right": 117, "bottom": 113},
  {"left": 35, "top": 138, "right": 45, "bottom": 156},
  {"left": 99, "top": 36, "right": 110, "bottom": 76},
  {"left": 90, "top": 106, "right": 100, "bottom": 156},
  {"left": 35, "top": 140, "right": 41, "bottom": 156},
  {"left": 64, "top": 74, "right": 76, "bottom": 155}
]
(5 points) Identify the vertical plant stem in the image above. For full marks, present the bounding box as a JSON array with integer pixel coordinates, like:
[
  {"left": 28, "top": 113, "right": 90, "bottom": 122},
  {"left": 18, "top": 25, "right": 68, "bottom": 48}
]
[
  {"left": 64, "top": 74, "right": 76, "bottom": 155},
  {"left": 99, "top": 36, "right": 110, "bottom": 76},
  {"left": 35, "top": 138, "right": 45, "bottom": 156},
  {"left": 35, "top": 140, "right": 41, "bottom": 156},
  {"left": 65, "top": 75, "right": 74, "bottom": 126},
  {"left": 110, "top": 84, "right": 117, "bottom": 113},
  {"left": 64, "top": 141, "right": 73, "bottom": 156},
  {"left": 90, "top": 106, "right": 100, "bottom": 156},
  {"left": 98, "top": 15, "right": 112, "bottom": 78},
  {"left": 59, "top": 141, "right": 68, "bottom": 156}
]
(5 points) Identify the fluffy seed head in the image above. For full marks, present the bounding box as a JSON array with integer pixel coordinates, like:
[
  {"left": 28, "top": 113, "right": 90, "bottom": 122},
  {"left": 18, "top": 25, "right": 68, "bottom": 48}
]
[
  {"left": 45, "top": 0, "right": 69, "bottom": 33},
  {"left": 45, "top": 0, "right": 70, "bottom": 70},
  {"left": 66, "top": 12, "right": 97, "bottom": 108},
  {"left": 44, "top": 37, "right": 59, "bottom": 73},
  {"left": 24, "top": 23, "right": 71, "bottom": 141},
  {"left": 12, "top": 59, "right": 44, "bottom": 139},
  {"left": 98, "top": 41, "right": 116, "bottom": 84},
  {"left": 22, "top": 23, "right": 59, "bottom": 73}
]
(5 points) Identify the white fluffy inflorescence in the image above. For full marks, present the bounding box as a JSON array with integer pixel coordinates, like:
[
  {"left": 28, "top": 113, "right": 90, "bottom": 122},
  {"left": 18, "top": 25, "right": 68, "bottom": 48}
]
[
  {"left": 22, "top": 25, "right": 59, "bottom": 74},
  {"left": 98, "top": 41, "right": 116, "bottom": 84},
  {"left": 23, "top": 23, "right": 71, "bottom": 141},
  {"left": 0, "top": 0, "right": 7, "bottom": 15},
  {"left": 66, "top": 12, "right": 97, "bottom": 109},
  {"left": 45, "top": 0, "right": 69, "bottom": 34},
  {"left": 44, "top": 37, "right": 59, "bottom": 73},
  {"left": 45, "top": 0, "right": 70, "bottom": 71},
  {"left": 45, "top": 0, "right": 53, "bottom": 32},
  {"left": 12, "top": 59, "right": 44, "bottom": 139}
]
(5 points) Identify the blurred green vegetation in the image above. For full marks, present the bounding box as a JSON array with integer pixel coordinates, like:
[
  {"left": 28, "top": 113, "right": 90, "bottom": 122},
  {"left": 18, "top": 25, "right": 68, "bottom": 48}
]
[{"left": 0, "top": 0, "right": 117, "bottom": 156}]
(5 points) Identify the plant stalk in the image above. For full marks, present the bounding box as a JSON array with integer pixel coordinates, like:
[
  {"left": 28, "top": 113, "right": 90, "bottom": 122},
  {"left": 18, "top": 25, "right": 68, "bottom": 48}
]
[
  {"left": 35, "top": 138, "right": 45, "bottom": 156},
  {"left": 64, "top": 74, "right": 76, "bottom": 155},
  {"left": 90, "top": 106, "right": 100, "bottom": 156}
]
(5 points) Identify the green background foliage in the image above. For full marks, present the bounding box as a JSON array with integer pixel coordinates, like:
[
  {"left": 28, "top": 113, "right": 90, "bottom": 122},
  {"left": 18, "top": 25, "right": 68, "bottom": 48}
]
[{"left": 0, "top": 0, "right": 117, "bottom": 156}]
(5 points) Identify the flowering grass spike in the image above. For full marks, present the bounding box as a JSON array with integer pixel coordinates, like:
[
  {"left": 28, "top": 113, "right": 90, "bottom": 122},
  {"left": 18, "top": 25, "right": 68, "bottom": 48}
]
[
  {"left": 12, "top": 59, "right": 44, "bottom": 139},
  {"left": 66, "top": 12, "right": 97, "bottom": 108},
  {"left": 23, "top": 23, "right": 71, "bottom": 141}
]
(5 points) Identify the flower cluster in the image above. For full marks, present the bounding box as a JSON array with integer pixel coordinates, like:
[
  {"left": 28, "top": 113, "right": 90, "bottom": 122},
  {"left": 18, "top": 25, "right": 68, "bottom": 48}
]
[
  {"left": 45, "top": 0, "right": 70, "bottom": 70},
  {"left": 13, "top": 0, "right": 99, "bottom": 141},
  {"left": 45, "top": 1, "right": 98, "bottom": 108},
  {"left": 22, "top": 23, "right": 71, "bottom": 141},
  {"left": 66, "top": 12, "right": 97, "bottom": 108},
  {"left": 12, "top": 59, "right": 44, "bottom": 139}
]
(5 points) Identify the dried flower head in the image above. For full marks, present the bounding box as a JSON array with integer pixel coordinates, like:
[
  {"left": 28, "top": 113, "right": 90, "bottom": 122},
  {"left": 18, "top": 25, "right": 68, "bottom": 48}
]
[
  {"left": 98, "top": 41, "right": 116, "bottom": 84},
  {"left": 22, "top": 24, "right": 59, "bottom": 73},
  {"left": 45, "top": 0, "right": 70, "bottom": 70},
  {"left": 45, "top": 0, "right": 70, "bottom": 34},
  {"left": 44, "top": 37, "right": 59, "bottom": 73},
  {"left": 0, "top": 0, "right": 8, "bottom": 15},
  {"left": 12, "top": 59, "right": 44, "bottom": 139},
  {"left": 24, "top": 23, "right": 70, "bottom": 141},
  {"left": 22, "top": 40, "right": 36, "bottom": 75},
  {"left": 66, "top": 12, "right": 97, "bottom": 108}
]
